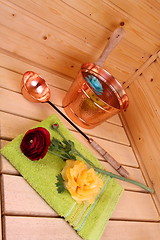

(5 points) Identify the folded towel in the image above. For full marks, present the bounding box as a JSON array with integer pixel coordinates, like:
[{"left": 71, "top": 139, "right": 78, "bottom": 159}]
[{"left": 1, "top": 114, "right": 123, "bottom": 240}]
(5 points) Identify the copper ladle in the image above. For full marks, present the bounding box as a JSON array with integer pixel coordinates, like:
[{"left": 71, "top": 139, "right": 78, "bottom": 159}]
[{"left": 21, "top": 71, "right": 129, "bottom": 178}]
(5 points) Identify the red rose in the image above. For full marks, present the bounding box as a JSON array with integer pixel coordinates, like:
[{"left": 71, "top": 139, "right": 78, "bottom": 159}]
[{"left": 20, "top": 127, "right": 51, "bottom": 161}]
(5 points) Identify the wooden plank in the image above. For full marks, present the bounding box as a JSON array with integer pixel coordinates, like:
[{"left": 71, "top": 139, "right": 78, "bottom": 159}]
[
  {"left": 6, "top": 0, "right": 158, "bottom": 55},
  {"left": 0, "top": 64, "right": 122, "bottom": 126},
  {"left": 1, "top": 0, "right": 149, "bottom": 82},
  {"left": 3, "top": 216, "right": 160, "bottom": 240},
  {"left": 111, "top": 190, "right": 159, "bottom": 221},
  {"left": 103, "top": 221, "right": 160, "bottom": 240},
  {"left": 0, "top": 112, "right": 38, "bottom": 140},
  {"left": 73, "top": 132, "right": 138, "bottom": 167},
  {"left": 62, "top": 0, "right": 160, "bottom": 54},
  {"left": 0, "top": 63, "right": 71, "bottom": 92},
  {"left": 123, "top": 50, "right": 160, "bottom": 89},
  {"left": 0, "top": 90, "right": 129, "bottom": 145},
  {"left": 122, "top": 59, "right": 160, "bottom": 203},
  {"left": 142, "top": 60, "right": 160, "bottom": 115},
  {"left": 3, "top": 216, "right": 81, "bottom": 240},
  {"left": 1, "top": 174, "right": 58, "bottom": 217},
  {"left": 0, "top": 112, "right": 136, "bottom": 168},
  {"left": 2, "top": 174, "right": 159, "bottom": 221},
  {"left": 0, "top": 0, "right": 95, "bottom": 63},
  {"left": 0, "top": 23, "right": 81, "bottom": 79},
  {"left": 0, "top": 74, "right": 66, "bottom": 107},
  {"left": 105, "top": 0, "right": 160, "bottom": 38}
]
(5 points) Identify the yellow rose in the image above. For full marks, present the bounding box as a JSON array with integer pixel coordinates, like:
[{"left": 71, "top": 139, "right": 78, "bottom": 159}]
[{"left": 62, "top": 160, "right": 103, "bottom": 204}]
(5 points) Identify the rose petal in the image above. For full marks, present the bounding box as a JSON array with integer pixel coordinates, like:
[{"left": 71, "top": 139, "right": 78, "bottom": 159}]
[{"left": 20, "top": 127, "right": 51, "bottom": 161}]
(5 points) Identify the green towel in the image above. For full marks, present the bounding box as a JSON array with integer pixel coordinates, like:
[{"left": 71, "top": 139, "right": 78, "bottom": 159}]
[{"left": 1, "top": 114, "right": 123, "bottom": 240}]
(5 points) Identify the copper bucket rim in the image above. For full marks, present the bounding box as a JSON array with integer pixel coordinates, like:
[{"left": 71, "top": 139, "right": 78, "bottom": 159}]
[{"left": 80, "top": 62, "right": 129, "bottom": 110}]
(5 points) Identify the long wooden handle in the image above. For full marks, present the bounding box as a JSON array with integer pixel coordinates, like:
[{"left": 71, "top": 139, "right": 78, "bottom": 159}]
[
  {"left": 89, "top": 138, "right": 129, "bottom": 178},
  {"left": 95, "top": 27, "right": 125, "bottom": 67}
]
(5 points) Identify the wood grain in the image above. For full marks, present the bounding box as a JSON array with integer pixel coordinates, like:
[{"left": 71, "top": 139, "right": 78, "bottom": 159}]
[
  {"left": 1, "top": 174, "right": 159, "bottom": 221},
  {"left": 103, "top": 220, "right": 160, "bottom": 240},
  {"left": 3, "top": 216, "right": 160, "bottom": 240},
  {"left": 122, "top": 59, "right": 160, "bottom": 205},
  {"left": 1, "top": 0, "right": 158, "bottom": 82},
  {"left": 63, "top": 0, "right": 160, "bottom": 53}
]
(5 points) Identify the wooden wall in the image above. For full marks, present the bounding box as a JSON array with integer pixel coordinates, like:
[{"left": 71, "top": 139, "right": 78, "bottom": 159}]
[
  {"left": 0, "top": 0, "right": 160, "bottom": 206},
  {"left": 0, "top": 0, "right": 160, "bottom": 84},
  {"left": 122, "top": 53, "right": 160, "bottom": 206}
]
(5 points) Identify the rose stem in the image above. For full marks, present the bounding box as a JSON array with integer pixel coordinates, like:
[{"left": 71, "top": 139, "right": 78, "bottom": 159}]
[{"left": 51, "top": 125, "right": 154, "bottom": 193}]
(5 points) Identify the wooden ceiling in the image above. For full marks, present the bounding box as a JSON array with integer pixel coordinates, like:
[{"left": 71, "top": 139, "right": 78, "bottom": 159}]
[{"left": 0, "top": 0, "right": 160, "bottom": 85}]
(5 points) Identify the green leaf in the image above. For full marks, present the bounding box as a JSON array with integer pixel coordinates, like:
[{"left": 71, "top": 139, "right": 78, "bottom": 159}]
[
  {"left": 56, "top": 174, "right": 66, "bottom": 193},
  {"left": 49, "top": 137, "right": 77, "bottom": 160},
  {"left": 62, "top": 140, "right": 72, "bottom": 152},
  {"left": 51, "top": 138, "right": 64, "bottom": 151}
]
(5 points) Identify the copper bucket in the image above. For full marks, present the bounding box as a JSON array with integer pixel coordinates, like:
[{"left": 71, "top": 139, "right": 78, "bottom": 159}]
[{"left": 63, "top": 28, "right": 129, "bottom": 129}]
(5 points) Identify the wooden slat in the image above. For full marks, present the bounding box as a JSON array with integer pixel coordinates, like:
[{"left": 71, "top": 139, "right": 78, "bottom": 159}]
[
  {"left": 1, "top": 174, "right": 57, "bottom": 217},
  {"left": 0, "top": 112, "right": 136, "bottom": 167},
  {"left": 103, "top": 221, "right": 160, "bottom": 240},
  {"left": 0, "top": 64, "right": 122, "bottom": 126},
  {"left": 2, "top": 174, "right": 159, "bottom": 221},
  {"left": 0, "top": 0, "right": 150, "bottom": 82},
  {"left": 105, "top": 0, "right": 160, "bottom": 38},
  {"left": 0, "top": 65, "right": 71, "bottom": 92},
  {"left": 73, "top": 133, "right": 137, "bottom": 167},
  {"left": 111, "top": 190, "right": 159, "bottom": 221},
  {"left": 0, "top": 0, "right": 95, "bottom": 63},
  {"left": 123, "top": 51, "right": 160, "bottom": 89},
  {"left": 122, "top": 59, "right": 160, "bottom": 203},
  {"left": 62, "top": 0, "right": 160, "bottom": 54},
  {"left": 4, "top": 216, "right": 160, "bottom": 240},
  {"left": 3, "top": 216, "right": 81, "bottom": 240},
  {"left": 0, "top": 77, "right": 66, "bottom": 107},
  {"left": 0, "top": 90, "right": 129, "bottom": 145},
  {"left": 0, "top": 23, "right": 81, "bottom": 79}
]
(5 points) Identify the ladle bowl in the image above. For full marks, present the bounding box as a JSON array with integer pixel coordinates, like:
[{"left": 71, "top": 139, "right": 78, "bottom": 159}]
[{"left": 22, "top": 71, "right": 50, "bottom": 103}]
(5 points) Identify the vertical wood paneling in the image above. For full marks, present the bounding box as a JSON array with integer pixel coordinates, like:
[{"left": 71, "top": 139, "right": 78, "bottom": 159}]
[{"left": 122, "top": 58, "right": 160, "bottom": 206}]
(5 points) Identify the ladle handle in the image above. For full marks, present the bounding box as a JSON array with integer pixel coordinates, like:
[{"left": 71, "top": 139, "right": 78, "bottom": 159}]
[
  {"left": 89, "top": 138, "right": 129, "bottom": 178},
  {"left": 47, "top": 101, "right": 90, "bottom": 141},
  {"left": 47, "top": 101, "right": 129, "bottom": 178},
  {"left": 95, "top": 27, "right": 125, "bottom": 67}
]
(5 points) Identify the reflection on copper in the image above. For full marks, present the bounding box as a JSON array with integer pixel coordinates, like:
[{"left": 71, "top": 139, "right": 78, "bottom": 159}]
[
  {"left": 81, "top": 63, "right": 129, "bottom": 110},
  {"left": 21, "top": 71, "right": 50, "bottom": 103}
]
